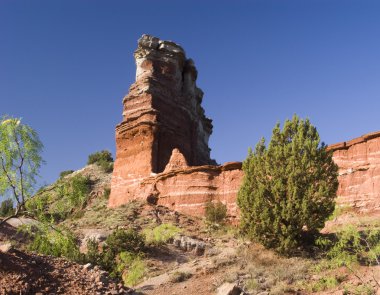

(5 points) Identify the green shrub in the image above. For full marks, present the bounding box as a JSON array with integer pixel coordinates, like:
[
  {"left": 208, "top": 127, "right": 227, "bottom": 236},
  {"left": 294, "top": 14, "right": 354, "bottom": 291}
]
[
  {"left": 84, "top": 229, "right": 146, "bottom": 282},
  {"left": 144, "top": 223, "right": 181, "bottom": 245},
  {"left": 87, "top": 150, "right": 114, "bottom": 173},
  {"left": 310, "top": 276, "right": 339, "bottom": 292},
  {"left": 114, "top": 251, "right": 145, "bottom": 286},
  {"left": 85, "top": 238, "right": 102, "bottom": 265},
  {"left": 99, "top": 161, "right": 114, "bottom": 173},
  {"left": 27, "top": 224, "right": 82, "bottom": 262},
  {"left": 238, "top": 115, "right": 339, "bottom": 254},
  {"left": 86, "top": 228, "right": 145, "bottom": 273},
  {"left": 87, "top": 150, "right": 113, "bottom": 164},
  {"left": 0, "top": 199, "right": 14, "bottom": 217},
  {"left": 103, "top": 187, "right": 111, "bottom": 199},
  {"left": 59, "top": 170, "right": 74, "bottom": 178},
  {"left": 25, "top": 194, "right": 51, "bottom": 221},
  {"left": 205, "top": 201, "right": 227, "bottom": 224},
  {"left": 52, "top": 175, "right": 91, "bottom": 220},
  {"left": 66, "top": 174, "right": 91, "bottom": 208},
  {"left": 105, "top": 228, "right": 145, "bottom": 254},
  {"left": 323, "top": 225, "right": 380, "bottom": 268},
  {"left": 345, "top": 284, "right": 376, "bottom": 295},
  {"left": 29, "top": 175, "right": 91, "bottom": 222}
]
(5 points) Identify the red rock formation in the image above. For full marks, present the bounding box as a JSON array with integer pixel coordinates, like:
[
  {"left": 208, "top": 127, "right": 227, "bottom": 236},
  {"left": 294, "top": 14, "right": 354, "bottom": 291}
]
[
  {"left": 109, "top": 35, "right": 242, "bottom": 219},
  {"left": 109, "top": 35, "right": 380, "bottom": 219},
  {"left": 138, "top": 162, "right": 243, "bottom": 218},
  {"left": 164, "top": 149, "right": 189, "bottom": 172},
  {"left": 328, "top": 131, "right": 380, "bottom": 212}
]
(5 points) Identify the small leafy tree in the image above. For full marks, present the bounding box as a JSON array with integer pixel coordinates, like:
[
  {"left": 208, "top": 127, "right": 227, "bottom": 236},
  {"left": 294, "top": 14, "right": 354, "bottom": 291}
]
[
  {"left": 0, "top": 116, "right": 43, "bottom": 223},
  {"left": 238, "top": 115, "right": 339, "bottom": 254}
]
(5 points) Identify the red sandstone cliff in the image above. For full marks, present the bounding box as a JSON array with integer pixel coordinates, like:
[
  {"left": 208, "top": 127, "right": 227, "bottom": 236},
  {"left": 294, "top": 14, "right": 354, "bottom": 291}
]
[
  {"left": 109, "top": 35, "right": 243, "bottom": 218},
  {"left": 110, "top": 35, "right": 380, "bottom": 219},
  {"left": 328, "top": 131, "right": 380, "bottom": 212}
]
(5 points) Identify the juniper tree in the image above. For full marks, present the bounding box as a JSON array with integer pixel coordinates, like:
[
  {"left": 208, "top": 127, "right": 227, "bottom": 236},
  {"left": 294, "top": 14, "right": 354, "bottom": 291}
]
[
  {"left": 237, "top": 115, "right": 339, "bottom": 254},
  {"left": 0, "top": 116, "right": 43, "bottom": 223}
]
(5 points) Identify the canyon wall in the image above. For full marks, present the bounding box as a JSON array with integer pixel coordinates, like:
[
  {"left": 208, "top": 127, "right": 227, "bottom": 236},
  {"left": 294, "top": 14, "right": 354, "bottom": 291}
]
[
  {"left": 110, "top": 34, "right": 380, "bottom": 219},
  {"left": 328, "top": 131, "right": 380, "bottom": 212},
  {"left": 109, "top": 35, "right": 242, "bottom": 219}
]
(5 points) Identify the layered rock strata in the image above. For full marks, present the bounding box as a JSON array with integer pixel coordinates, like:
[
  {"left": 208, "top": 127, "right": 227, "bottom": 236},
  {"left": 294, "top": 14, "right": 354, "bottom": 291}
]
[
  {"left": 110, "top": 34, "right": 380, "bottom": 218},
  {"left": 109, "top": 35, "right": 242, "bottom": 219},
  {"left": 328, "top": 131, "right": 380, "bottom": 212}
]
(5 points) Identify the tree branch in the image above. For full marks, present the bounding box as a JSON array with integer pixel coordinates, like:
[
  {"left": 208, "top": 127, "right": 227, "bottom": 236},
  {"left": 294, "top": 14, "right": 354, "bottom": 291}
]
[
  {"left": 0, "top": 156, "right": 21, "bottom": 206},
  {"left": 14, "top": 131, "right": 26, "bottom": 207}
]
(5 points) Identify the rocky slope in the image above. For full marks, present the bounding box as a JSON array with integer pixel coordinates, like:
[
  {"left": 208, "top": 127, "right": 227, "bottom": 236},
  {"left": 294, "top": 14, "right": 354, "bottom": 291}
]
[
  {"left": 2, "top": 163, "right": 380, "bottom": 294},
  {"left": 0, "top": 249, "right": 130, "bottom": 295}
]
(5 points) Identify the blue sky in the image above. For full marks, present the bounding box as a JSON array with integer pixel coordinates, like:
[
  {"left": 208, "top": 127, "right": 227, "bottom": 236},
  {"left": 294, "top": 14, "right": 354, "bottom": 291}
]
[{"left": 1, "top": 0, "right": 379, "bottom": 188}]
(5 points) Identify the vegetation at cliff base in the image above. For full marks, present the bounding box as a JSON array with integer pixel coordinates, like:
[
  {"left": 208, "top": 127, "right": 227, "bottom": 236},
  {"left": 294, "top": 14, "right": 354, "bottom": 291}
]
[
  {"left": 205, "top": 201, "right": 227, "bottom": 225},
  {"left": 238, "top": 115, "right": 339, "bottom": 254}
]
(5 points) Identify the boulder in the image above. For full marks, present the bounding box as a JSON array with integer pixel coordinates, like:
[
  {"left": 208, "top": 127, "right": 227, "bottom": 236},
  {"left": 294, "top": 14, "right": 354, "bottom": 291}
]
[
  {"left": 0, "top": 242, "right": 12, "bottom": 253},
  {"left": 172, "top": 235, "right": 206, "bottom": 256}
]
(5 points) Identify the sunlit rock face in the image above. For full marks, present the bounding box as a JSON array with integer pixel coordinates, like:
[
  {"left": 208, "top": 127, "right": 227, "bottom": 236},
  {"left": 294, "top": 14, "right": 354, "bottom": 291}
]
[
  {"left": 109, "top": 35, "right": 242, "bottom": 220},
  {"left": 328, "top": 131, "right": 380, "bottom": 212},
  {"left": 109, "top": 34, "right": 380, "bottom": 219}
]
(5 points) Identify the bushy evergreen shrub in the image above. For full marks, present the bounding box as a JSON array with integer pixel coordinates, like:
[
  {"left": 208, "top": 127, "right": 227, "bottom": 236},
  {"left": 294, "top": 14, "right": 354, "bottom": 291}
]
[
  {"left": 87, "top": 150, "right": 114, "bottom": 173},
  {"left": 238, "top": 115, "right": 339, "bottom": 254},
  {"left": 104, "top": 228, "right": 145, "bottom": 254},
  {"left": 84, "top": 229, "right": 146, "bottom": 281}
]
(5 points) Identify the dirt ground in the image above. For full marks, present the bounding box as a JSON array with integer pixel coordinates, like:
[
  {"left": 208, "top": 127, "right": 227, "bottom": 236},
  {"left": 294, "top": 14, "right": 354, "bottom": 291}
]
[{"left": 0, "top": 248, "right": 131, "bottom": 295}]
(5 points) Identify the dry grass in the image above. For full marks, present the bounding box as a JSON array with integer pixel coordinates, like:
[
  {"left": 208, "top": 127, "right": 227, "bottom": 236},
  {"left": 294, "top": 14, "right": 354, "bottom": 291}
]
[{"left": 236, "top": 243, "right": 311, "bottom": 294}]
